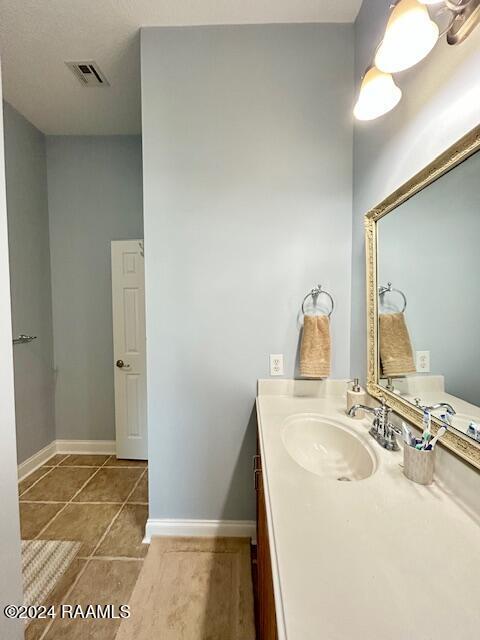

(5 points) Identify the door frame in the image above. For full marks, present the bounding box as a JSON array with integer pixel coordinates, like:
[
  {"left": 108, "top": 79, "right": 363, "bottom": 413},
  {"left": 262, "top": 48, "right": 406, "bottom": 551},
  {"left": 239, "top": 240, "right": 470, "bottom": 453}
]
[{"left": 0, "top": 60, "right": 25, "bottom": 640}]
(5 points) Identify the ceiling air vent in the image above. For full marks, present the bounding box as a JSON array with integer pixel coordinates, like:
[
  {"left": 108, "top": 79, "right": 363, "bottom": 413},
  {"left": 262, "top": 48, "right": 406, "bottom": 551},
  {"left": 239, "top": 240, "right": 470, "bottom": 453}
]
[{"left": 65, "top": 61, "right": 110, "bottom": 87}]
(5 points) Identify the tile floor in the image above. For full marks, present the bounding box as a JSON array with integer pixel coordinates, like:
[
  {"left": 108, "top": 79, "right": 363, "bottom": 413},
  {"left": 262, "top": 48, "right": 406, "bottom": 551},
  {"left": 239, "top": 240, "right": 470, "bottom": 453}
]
[{"left": 18, "top": 454, "right": 148, "bottom": 640}]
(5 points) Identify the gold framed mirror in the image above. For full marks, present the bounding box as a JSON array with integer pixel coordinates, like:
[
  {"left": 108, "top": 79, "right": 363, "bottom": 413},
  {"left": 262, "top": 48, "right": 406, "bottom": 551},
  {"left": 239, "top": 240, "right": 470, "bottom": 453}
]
[{"left": 365, "top": 124, "right": 480, "bottom": 470}]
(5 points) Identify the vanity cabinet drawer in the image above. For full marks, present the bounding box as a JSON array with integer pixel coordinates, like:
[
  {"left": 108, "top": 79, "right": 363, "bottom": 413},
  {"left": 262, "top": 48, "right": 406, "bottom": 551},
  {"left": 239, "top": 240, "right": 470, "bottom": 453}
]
[{"left": 255, "top": 440, "right": 278, "bottom": 640}]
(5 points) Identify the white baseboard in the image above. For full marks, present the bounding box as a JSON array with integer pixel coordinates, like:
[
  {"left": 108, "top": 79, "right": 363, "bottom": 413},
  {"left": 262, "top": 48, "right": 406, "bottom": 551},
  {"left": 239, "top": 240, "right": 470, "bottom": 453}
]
[
  {"left": 19, "top": 447, "right": 256, "bottom": 546},
  {"left": 144, "top": 518, "right": 256, "bottom": 543},
  {"left": 55, "top": 440, "right": 116, "bottom": 455},
  {"left": 18, "top": 439, "right": 116, "bottom": 480},
  {"left": 18, "top": 441, "right": 57, "bottom": 480}
]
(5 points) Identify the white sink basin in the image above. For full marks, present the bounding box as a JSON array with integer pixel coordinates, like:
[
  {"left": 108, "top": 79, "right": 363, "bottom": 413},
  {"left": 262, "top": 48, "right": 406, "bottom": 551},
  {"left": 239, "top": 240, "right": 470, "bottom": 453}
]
[{"left": 281, "top": 414, "right": 376, "bottom": 481}]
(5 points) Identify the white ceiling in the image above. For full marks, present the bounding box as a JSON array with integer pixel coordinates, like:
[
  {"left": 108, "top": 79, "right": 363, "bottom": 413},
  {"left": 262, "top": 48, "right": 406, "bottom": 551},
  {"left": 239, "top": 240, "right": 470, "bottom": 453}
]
[{"left": 0, "top": 1, "right": 362, "bottom": 135}]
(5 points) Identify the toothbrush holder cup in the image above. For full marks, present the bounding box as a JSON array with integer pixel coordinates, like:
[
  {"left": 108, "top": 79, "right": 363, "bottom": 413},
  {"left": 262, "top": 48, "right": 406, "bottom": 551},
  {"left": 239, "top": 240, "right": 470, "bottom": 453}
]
[{"left": 403, "top": 445, "right": 435, "bottom": 485}]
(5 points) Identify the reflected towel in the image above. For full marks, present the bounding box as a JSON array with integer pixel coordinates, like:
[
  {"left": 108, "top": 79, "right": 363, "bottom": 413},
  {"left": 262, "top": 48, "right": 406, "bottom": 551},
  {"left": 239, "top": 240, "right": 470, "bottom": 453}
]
[
  {"left": 379, "top": 312, "right": 416, "bottom": 377},
  {"left": 300, "top": 315, "right": 331, "bottom": 378}
]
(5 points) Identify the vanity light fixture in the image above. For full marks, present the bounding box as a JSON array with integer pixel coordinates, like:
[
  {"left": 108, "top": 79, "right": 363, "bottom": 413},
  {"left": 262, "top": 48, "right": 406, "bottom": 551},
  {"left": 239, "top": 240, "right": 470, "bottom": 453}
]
[
  {"left": 375, "top": 0, "right": 439, "bottom": 73},
  {"left": 354, "top": 0, "right": 480, "bottom": 120},
  {"left": 353, "top": 67, "right": 402, "bottom": 121}
]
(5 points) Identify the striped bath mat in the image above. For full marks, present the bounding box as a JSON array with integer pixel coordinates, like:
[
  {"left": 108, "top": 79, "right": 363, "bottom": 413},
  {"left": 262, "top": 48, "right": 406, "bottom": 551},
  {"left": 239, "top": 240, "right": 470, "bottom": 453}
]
[{"left": 22, "top": 539, "right": 81, "bottom": 606}]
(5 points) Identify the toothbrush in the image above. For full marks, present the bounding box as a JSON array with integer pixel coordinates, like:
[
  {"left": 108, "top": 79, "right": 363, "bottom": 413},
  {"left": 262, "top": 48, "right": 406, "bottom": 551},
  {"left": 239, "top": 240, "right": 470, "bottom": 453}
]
[
  {"left": 416, "top": 409, "right": 432, "bottom": 450},
  {"left": 416, "top": 432, "right": 432, "bottom": 450},
  {"left": 439, "top": 412, "right": 452, "bottom": 426},
  {"left": 402, "top": 422, "right": 414, "bottom": 446},
  {"left": 426, "top": 426, "right": 446, "bottom": 450}
]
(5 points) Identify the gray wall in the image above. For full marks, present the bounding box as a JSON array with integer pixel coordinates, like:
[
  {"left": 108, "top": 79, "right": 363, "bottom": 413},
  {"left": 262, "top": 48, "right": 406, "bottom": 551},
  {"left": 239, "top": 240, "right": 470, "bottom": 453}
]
[
  {"left": 351, "top": 0, "right": 480, "bottom": 380},
  {"left": 3, "top": 101, "right": 55, "bottom": 464},
  {"left": 141, "top": 24, "right": 354, "bottom": 520},
  {"left": 46, "top": 136, "right": 144, "bottom": 440},
  {"left": 378, "top": 150, "right": 480, "bottom": 406},
  {"left": 0, "top": 77, "right": 24, "bottom": 640}
]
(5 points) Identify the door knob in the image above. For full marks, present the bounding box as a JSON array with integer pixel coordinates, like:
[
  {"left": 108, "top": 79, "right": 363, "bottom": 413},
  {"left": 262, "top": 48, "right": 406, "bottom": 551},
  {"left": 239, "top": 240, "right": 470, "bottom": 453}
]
[{"left": 116, "top": 359, "right": 125, "bottom": 368}]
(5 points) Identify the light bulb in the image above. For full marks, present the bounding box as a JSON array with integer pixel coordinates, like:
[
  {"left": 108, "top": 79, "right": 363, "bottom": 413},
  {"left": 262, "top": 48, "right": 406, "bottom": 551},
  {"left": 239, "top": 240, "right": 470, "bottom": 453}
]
[
  {"left": 375, "top": 0, "right": 439, "bottom": 73},
  {"left": 353, "top": 67, "right": 402, "bottom": 121},
  {"left": 419, "top": 1, "right": 443, "bottom": 4}
]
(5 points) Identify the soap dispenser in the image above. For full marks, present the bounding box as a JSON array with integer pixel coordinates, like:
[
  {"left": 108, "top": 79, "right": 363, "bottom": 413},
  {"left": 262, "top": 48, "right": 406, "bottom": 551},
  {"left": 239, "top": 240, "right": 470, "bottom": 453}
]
[{"left": 347, "top": 378, "right": 366, "bottom": 419}]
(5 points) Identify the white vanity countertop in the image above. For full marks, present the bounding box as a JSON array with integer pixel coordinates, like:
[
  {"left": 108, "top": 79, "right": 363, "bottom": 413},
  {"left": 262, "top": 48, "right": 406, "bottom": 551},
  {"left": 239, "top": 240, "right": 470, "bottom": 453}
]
[{"left": 256, "top": 380, "right": 480, "bottom": 640}]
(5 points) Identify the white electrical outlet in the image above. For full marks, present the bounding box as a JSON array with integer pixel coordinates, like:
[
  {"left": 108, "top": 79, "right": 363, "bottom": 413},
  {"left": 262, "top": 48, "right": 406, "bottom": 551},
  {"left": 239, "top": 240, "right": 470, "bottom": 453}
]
[
  {"left": 416, "top": 350, "right": 430, "bottom": 373},
  {"left": 270, "top": 354, "right": 284, "bottom": 376}
]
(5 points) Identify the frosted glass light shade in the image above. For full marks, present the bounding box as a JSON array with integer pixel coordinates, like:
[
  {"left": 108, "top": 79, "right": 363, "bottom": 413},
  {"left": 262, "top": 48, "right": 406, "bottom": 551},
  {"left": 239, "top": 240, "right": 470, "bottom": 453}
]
[
  {"left": 419, "top": 0, "right": 443, "bottom": 4},
  {"left": 375, "top": 0, "right": 439, "bottom": 73},
  {"left": 353, "top": 67, "right": 402, "bottom": 121}
]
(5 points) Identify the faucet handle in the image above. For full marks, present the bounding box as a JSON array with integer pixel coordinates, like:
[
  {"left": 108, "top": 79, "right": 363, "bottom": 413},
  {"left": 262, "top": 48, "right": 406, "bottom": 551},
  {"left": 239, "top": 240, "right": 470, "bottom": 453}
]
[
  {"left": 378, "top": 399, "right": 391, "bottom": 415},
  {"left": 383, "top": 421, "right": 401, "bottom": 451},
  {"left": 387, "top": 421, "right": 402, "bottom": 436}
]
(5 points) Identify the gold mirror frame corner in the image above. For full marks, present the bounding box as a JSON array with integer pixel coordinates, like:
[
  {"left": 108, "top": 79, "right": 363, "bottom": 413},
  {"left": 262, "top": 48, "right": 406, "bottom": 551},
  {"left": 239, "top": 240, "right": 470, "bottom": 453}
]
[{"left": 365, "top": 124, "right": 480, "bottom": 471}]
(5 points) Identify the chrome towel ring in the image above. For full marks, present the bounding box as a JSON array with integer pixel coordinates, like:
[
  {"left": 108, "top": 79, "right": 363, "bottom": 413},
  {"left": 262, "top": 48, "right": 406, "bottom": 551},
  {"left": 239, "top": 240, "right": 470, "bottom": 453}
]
[
  {"left": 301, "top": 284, "right": 334, "bottom": 318},
  {"left": 378, "top": 282, "right": 407, "bottom": 313}
]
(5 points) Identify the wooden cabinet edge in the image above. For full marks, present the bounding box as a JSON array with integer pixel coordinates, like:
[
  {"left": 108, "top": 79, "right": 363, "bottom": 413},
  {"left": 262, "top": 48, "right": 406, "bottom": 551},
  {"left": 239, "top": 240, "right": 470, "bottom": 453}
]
[{"left": 255, "top": 433, "right": 278, "bottom": 640}]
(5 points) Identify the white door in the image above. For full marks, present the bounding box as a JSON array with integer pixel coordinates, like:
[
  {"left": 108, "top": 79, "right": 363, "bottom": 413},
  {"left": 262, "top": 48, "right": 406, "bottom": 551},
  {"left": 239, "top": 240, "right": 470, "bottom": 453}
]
[{"left": 111, "top": 240, "right": 147, "bottom": 459}]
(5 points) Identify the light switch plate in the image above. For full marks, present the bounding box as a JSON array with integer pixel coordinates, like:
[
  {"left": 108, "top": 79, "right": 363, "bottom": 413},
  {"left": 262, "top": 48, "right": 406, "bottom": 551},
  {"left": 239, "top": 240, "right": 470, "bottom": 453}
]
[
  {"left": 416, "top": 350, "right": 430, "bottom": 373},
  {"left": 270, "top": 354, "right": 284, "bottom": 376}
]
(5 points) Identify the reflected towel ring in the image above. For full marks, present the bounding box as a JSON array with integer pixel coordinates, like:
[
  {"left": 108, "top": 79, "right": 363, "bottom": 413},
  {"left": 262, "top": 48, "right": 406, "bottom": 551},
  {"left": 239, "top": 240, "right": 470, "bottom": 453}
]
[
  {"left": 301, "top": 284, "right": 334, "bottom": 318},
  {"left": 378, "top": 282, "right": 407, "bottom": 313}
]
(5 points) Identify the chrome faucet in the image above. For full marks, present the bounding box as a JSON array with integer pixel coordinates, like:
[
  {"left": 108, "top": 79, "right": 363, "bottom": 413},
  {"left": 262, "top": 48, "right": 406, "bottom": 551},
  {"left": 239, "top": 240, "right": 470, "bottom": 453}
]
[
  {"left": 348, "top": 399, "right": 400, "bottom": 451},
  {"left": 414, "top": 398, "right": 456, "bottom": 423}
]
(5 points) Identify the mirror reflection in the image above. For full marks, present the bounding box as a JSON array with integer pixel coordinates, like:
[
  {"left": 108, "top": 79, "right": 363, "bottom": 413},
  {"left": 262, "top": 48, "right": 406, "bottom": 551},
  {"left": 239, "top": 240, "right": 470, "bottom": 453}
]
[{"left": 377, "top": 149, "right": 480, "bottom": 444}]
